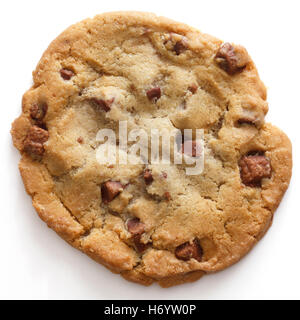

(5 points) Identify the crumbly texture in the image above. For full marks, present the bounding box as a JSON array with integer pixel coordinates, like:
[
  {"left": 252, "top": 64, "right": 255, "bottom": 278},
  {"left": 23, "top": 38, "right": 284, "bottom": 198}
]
[{"left": 11, "top": 11, "right": 292, "bottom": 287}]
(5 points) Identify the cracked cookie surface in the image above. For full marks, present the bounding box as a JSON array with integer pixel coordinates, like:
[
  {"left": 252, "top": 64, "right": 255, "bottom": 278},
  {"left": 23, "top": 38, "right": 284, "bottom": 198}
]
[{"left": 11, "top": 11, "right": 292, "bottom": 287}]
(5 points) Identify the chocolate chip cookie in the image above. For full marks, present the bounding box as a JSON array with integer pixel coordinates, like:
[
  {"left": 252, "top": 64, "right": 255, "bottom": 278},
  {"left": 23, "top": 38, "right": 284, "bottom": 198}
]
[{"left": 11, "top": 12, "right": 292, "bottom": 287}]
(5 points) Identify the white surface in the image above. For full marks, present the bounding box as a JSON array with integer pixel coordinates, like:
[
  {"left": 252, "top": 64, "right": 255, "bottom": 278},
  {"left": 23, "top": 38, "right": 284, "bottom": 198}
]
[{"left": 0, "top": 0, "right": 299, "bottom": 300}]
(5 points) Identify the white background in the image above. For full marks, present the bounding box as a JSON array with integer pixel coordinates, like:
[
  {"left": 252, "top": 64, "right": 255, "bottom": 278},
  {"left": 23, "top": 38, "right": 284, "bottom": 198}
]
[{"left": 0, "top": 0, "right": 299, "bottom": 300}]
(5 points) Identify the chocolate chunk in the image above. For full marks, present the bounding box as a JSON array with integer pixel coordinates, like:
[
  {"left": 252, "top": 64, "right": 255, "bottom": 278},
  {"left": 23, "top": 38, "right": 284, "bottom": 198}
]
[
  {"left": 24, "top": 142, "right": 45, "bottom": 156},
  {"left": 101, "top": 181, "right": 123, "bottom": 203},
  {"left": 30, "top": 103, "right": 48, "bottom": 121},
  {"left": 175, "top": 239, "right": 203, "bottom": 262},
  {"left": 181, "top": 140, "right": 201, "bottom": 157},
  {"left": 215, "top": 42, "right": 246, "bottom": 75},
  {"left": 133, "top": 237, "right": 149, "bottom": 253},
  {"left": 164, "top": 191, "right": 171, "bottom": 201},
  {"left": 127, "top": 218, "right": 148, "bottom": 253},
  {"left": 77, "top": 137, "right": 84, "bottom": 144},
  {"left": 144, "top": 169, "right": 153, "bottom": 185},
  {"left": 173, "top": 38, "right": 188, "bottom": 55},
  {"left": 146, "top": 87, "right": 161, "bottom": 102},
  {"left": 91, "top": 98, "right": 114, "bottom": 112},
  {"left": 60, "top": 68, "right": 75, "bottom": 80},
  {"left": 127, "top": 218, "right": 145, "bottom": 235},
  {"left": 26, "top": 126, "right": 49, "bottom": 144},
  {"left": 24, "top": 125, "right": 49, "bottom": 156},
  {"left": 188, "top": 84, "right": 198, "bottom": 94},
  {"left": 161, "top": 172, "right": 167, "bottom": 179},
  {"left": 239, "top": 154, "right": 271, "bottom": 186}
]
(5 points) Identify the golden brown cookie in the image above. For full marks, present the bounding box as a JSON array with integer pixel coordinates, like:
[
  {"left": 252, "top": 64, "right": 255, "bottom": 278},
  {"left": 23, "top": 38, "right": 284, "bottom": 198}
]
[{"left": 11, "top": 12, "right": 292, "bottom": 287}]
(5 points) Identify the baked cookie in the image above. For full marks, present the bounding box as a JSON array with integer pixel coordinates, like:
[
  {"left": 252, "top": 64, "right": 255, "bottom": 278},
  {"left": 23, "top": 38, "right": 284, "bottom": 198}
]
[{"left": 11, "top": 12, "right": 292, "bottom": 287}]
